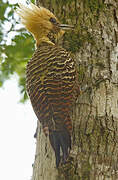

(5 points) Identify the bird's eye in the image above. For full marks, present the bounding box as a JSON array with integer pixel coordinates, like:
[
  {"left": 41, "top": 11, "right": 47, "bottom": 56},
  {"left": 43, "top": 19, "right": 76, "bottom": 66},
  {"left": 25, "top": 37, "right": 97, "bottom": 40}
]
[{"left": 50, "top": 17, "right": 57, "bottom": 24}]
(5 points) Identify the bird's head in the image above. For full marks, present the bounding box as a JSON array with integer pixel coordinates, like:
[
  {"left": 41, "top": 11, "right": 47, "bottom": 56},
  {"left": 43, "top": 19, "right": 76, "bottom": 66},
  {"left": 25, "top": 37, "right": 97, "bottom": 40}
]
[{"left": 16, "top": 3, "right": 74, "bottom": 47}]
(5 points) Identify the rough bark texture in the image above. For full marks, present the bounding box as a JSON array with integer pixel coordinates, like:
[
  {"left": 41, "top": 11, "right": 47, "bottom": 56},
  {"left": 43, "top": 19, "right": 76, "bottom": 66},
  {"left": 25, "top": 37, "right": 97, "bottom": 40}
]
[{"left": 32, "top": 0, "right": 118, "bottom": 179}]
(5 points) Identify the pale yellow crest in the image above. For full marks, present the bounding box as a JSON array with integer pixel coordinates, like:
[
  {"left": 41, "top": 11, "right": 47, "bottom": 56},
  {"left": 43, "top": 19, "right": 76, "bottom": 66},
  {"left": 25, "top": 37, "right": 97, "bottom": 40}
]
[{"left": 16, "top": 3, "right": 60, "bottom": 45}]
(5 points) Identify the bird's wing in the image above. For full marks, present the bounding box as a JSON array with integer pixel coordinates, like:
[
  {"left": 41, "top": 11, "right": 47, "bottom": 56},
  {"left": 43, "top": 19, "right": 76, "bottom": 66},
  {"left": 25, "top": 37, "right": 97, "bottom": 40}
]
[{"left": 43, "top": 46, "right": 78, "bottom": 132}]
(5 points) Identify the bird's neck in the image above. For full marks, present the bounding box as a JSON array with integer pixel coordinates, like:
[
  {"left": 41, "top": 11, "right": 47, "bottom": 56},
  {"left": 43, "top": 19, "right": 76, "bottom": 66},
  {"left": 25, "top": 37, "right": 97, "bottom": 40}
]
[{"left": 34, "top": 34, "right": 55, "bottom": 47}]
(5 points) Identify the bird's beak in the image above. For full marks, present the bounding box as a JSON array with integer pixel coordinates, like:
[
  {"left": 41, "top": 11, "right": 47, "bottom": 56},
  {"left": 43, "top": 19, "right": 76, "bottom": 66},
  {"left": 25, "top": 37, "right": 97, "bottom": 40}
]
[{"left": 59, "top": 24, "right": 74, "bottom": 30}]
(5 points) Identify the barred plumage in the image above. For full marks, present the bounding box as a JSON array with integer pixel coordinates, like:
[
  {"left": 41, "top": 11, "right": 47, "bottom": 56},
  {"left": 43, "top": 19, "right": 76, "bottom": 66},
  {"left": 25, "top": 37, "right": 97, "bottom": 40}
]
[
  {"left": 26, "top": 42, "right": 77, "bottom": 133},
  {"left": 17, "top": 3, "right": 79, "bottom": 167}
]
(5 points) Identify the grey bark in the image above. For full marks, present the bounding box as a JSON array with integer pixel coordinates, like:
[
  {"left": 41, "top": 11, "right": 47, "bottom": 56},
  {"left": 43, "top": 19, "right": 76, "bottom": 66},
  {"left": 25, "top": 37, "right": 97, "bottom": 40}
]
[{"left": 32, "top": 0, "right": 118, "bottom": 179}]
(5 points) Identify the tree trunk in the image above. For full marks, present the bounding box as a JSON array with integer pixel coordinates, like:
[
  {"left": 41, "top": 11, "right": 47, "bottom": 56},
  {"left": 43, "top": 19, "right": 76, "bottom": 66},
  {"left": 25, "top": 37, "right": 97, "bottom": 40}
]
[{"left": 32, "top": 0, "right": 118, "bottom": 179}]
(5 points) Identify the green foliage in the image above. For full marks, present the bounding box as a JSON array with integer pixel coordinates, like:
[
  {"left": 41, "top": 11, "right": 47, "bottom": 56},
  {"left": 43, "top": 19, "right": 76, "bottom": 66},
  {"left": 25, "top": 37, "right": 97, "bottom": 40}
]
[
  {"left": 31, "top": 0, "right": 35, "bottom": 4},
  {"left": 0, "top": 0, "right": 34, "bottom": 101}
]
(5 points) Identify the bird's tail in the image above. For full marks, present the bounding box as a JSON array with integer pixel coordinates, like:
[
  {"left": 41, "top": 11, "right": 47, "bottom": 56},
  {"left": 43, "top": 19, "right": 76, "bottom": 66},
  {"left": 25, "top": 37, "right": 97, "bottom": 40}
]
[{"left": 49, "top": 129, "right": 71, "bottom": 168}]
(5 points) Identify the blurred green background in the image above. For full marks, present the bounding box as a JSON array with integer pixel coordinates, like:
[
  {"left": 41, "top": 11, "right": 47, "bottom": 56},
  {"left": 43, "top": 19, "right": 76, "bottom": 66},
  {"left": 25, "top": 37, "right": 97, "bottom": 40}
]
[{"left": 0, "top": 0, "right": 35, "bottom": 102}]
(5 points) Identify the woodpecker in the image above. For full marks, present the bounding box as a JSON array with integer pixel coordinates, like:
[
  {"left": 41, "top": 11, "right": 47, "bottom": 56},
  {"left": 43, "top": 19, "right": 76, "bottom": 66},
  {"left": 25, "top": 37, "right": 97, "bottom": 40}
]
[{"left": 17, "top": 3, "right": 79, "bottom": 168}]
